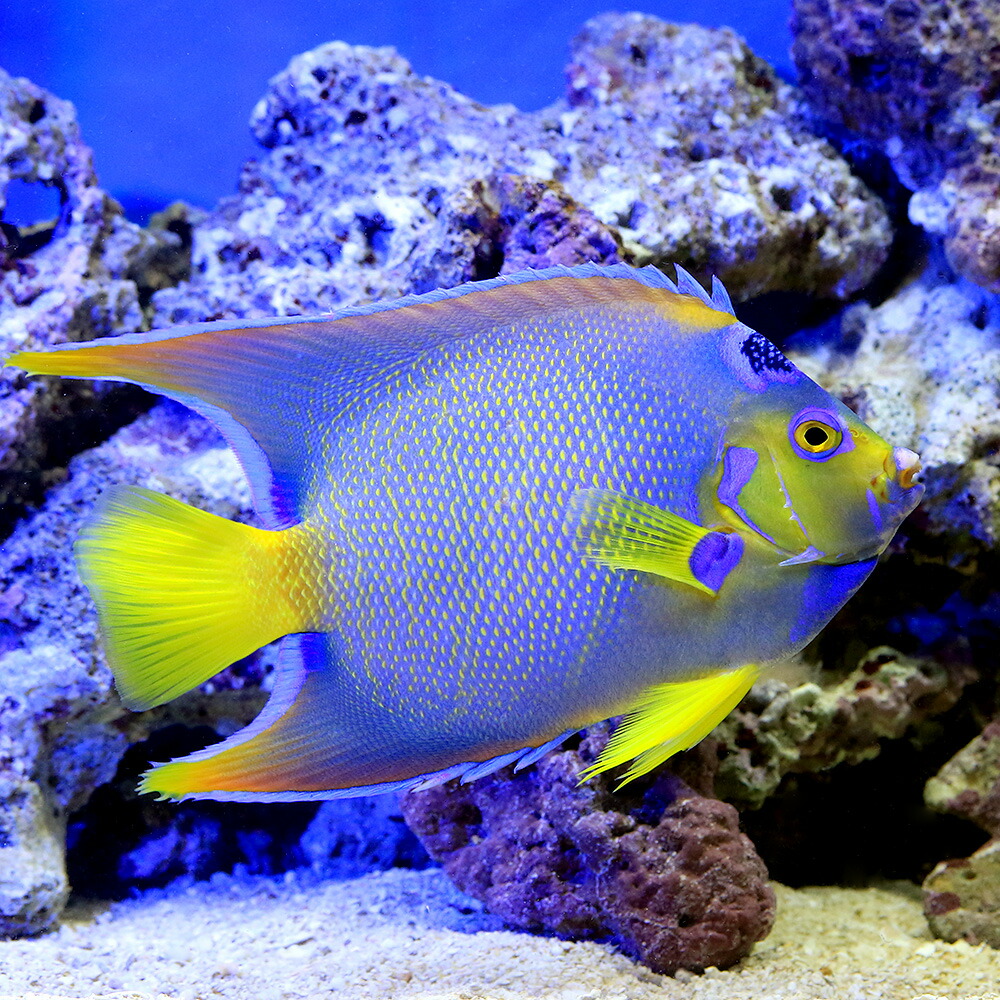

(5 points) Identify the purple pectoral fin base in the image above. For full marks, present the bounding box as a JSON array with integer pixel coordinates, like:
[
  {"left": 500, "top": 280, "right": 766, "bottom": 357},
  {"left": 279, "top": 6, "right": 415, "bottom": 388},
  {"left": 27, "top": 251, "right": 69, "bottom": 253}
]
[{"left": 689, "top": 531, "right": 745, "bottom": 592}]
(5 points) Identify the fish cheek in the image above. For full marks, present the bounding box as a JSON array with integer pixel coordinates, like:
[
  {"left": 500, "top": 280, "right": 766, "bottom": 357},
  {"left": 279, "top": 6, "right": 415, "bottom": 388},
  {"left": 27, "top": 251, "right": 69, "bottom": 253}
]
[
  {"left": 708, "top": 443, "right": 807, "bottom": 552},
  {"left": 778, "top": 451, "right": 889, "bottom": 561}
]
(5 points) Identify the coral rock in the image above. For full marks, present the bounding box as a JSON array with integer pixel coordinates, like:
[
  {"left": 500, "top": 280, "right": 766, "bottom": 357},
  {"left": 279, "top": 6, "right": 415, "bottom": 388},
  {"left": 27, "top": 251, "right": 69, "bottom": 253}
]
[
  {"left": 924, "top": 838, "right": 1000, "bottom": 948},
  {"left": 791, "top": 0, "right": 1000, "bottom": 290},
  {"left": 713, "top": 647, "right": 974, "bottom": 809},
  {"left": 926, "top": 717, "right": 1000, "bottom": 839},
  {"left": 0, "top": 779, "right": 68, "bottom": 937},
  {"left": 400, "top": 727, "right": 774, "bottom": 974},
  {"left": 0, "top": 69, "right": 185, "bottom": 528},
  {"left": 791, "top": 0, "right": 1000, "bottom": 189},
  {"left": 152, "top": 15, "right": 890, "bottom": 326},
  {"left": 551, "top": 13, "right": 891, "bottom": 299}
]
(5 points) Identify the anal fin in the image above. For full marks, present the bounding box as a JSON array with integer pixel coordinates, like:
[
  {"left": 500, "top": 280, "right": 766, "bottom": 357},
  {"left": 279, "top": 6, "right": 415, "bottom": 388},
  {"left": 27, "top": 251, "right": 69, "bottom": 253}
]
[{"left": 139, "top": 634, "right": 578, "bottom": 802}]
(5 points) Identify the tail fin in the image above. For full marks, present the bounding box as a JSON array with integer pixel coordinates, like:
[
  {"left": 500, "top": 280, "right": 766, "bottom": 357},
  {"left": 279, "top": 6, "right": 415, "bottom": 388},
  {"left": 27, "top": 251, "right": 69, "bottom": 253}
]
[{"left": 78, "top": 486, "right": 323, "bottom": 711}]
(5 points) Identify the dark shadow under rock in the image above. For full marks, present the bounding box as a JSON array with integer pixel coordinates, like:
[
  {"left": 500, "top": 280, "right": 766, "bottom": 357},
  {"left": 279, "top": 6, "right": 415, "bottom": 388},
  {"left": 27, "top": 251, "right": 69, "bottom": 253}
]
[{"left": 400, "top": 725, "right": 774, "bottom": 975}]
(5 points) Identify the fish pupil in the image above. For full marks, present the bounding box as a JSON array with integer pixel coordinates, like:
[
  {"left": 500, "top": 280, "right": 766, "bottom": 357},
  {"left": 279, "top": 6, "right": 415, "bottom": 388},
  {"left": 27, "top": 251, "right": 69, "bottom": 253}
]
[{"left": 804, "top": 425, "right": 829, "bottom": 447}]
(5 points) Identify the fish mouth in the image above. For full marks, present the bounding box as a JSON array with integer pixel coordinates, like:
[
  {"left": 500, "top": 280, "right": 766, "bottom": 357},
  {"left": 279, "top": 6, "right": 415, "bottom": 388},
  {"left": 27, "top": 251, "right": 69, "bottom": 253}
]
[
  {"left": 893, "top": 448, "right": 922, "bottom": 490},
  {"left": 872, "top": 447, "right": 925, "bottom": 510},
  {"left": 776, "top": 447, "right": 925, "bottom": 569}
]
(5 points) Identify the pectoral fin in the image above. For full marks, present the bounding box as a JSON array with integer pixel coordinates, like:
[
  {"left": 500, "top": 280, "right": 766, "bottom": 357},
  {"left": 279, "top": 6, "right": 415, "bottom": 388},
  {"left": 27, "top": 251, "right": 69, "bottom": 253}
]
[{"left": 566, "top": 488, "right": 743, "bottom": 595}]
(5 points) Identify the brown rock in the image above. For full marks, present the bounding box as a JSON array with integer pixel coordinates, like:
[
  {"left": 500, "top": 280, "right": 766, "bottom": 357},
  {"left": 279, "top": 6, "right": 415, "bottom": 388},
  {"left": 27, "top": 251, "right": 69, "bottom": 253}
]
[
  {"left": 400, "top": 726, "right": 774, "bottom": 974},
  {"left": 926, "top": 717, "right": 1000, "bottom": 839},
  {"left": 924, "top": 839, "right": 1000, "bottom": 948}
]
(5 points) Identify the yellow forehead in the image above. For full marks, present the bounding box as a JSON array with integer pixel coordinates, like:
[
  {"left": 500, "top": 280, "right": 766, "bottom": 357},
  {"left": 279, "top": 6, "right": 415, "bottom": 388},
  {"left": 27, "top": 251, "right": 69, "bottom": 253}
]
[{"left": 656, "top": 292, "right": 736, "bottom": 332}]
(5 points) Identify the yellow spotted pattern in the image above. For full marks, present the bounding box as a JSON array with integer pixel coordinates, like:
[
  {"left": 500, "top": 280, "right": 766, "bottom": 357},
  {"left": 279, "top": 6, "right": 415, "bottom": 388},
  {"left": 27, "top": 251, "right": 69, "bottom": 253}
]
[{"left": 303, "top": 304, "right": 722, "bottom": 744}]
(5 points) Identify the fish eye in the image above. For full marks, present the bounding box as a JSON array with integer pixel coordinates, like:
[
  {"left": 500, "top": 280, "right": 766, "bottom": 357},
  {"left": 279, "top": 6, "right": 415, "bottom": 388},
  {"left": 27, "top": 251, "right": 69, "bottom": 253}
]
[{"left": 789, "top": 409, "right": 846, "bottom": 460}]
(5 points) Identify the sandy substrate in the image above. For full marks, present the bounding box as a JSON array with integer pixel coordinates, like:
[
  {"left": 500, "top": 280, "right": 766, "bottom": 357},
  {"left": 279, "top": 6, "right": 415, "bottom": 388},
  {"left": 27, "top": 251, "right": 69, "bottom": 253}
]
[{"left": 0, "top": 866, "right": 997, "bottom": 1000}]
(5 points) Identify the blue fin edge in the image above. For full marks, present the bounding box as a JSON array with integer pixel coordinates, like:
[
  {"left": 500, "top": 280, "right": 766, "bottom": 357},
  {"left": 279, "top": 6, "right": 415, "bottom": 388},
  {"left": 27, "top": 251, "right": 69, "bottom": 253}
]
[
  {"left": 158, "top": 728, "right": 580, "bottom": 803},
  {"left": 144, "top": 633, "right": 580, "bottom": 803}
]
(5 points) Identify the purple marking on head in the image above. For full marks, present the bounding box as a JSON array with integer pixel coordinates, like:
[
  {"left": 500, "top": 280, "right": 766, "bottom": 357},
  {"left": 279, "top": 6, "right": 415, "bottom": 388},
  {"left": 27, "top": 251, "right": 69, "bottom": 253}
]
[
  {"left": 689, "top": 531, "right": 745, "bottom": 592},
  {"left": 788, "top": 407, "right": 854, "bottom": 462},
  {"left": 717, "top": 446, "right": 776, "bottom": 544},
  {"left": 718, "top": 446, "right": 756, "bottom": 508}
]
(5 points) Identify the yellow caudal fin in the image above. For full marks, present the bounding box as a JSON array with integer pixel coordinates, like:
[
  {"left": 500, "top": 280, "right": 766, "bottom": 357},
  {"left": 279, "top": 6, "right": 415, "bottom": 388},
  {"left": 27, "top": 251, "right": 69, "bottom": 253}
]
[
  {"left": 581, "top": 664, "right": 760, "bottom": 787},
  {"left": 77, "top": 486, "right": 323, "bottom": 711}
]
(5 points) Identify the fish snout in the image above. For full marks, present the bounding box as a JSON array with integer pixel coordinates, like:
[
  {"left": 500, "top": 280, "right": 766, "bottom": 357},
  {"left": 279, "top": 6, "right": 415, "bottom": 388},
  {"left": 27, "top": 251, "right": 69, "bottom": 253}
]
[{"left": 887, "top": 447, "right": 922, "bottom": 490}]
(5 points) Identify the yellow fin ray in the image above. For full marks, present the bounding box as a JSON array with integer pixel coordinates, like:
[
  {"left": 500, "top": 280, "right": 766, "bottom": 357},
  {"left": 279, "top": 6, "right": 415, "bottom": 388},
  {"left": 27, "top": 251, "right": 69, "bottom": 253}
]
[
  {"left": 581, "top": 663, "right": 760, "bottom": 787},
  {"left": 566, "top": 488, "right": 742, "bottom": 596},
  {"left": 77, "top": 486, "right": 322, "bottom": 710}
]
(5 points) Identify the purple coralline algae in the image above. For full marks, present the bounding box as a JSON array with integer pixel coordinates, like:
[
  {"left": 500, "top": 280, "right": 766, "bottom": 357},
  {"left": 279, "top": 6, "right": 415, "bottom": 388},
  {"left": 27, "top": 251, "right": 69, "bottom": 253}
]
[
  {"left": 923, "top": 840, "right": 1000, "bottom": 949},
  {"left": 0, "top": 69, "right": 184, "bottom": 528},
  {"left": 922, "top": 718, "right": 1000, "bottom": 947},
  {"left": 400, "top": 726, "right": 775, "bottom": 974},
  {"left": 791, "top": 0, "right": 1000, "bottom": 291},
  {"left": 926, "top": 717, "right": 1000, "bottom": 841}
]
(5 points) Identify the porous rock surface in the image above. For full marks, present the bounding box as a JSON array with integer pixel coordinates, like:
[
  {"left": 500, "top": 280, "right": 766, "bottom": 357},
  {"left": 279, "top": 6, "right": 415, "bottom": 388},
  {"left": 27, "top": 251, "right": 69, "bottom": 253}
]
[
  {"left": 926, "top": 717, "right": 1000, "bottom": 840},
  {"left": 921, "top": 716, "right": 1000, "bottom": 947},
  {"left": 923, "top": 838, "right": 1000, "bottom": 949},
  {"left": 400, "top": 726, "right": 775, "bottom": 974},
  {"left": 791, "top": 0, "right": 1000, "bottom": 290},
  {"left": 0, "top": 68, "right": 184, "bottom": 526},
  {"left": 150, "top": 12, "right": 890, "bottom": 327},
  {"left": 712, "top": 647, "right": 975, "bottom": 809}
]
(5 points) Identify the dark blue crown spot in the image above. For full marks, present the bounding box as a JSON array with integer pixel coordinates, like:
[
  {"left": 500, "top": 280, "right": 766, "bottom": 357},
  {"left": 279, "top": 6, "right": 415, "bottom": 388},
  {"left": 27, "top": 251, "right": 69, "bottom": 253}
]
[{"left": 739, "top": 333, "right": 795, "bottom": 376}]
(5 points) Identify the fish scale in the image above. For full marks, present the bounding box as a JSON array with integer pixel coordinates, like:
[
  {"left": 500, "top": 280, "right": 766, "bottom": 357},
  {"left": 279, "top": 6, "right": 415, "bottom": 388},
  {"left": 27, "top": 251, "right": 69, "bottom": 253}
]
[
  {"left": 4, "top": 263, "right": 924, "bottom": 800},
  {"left": 309, "top": 307, "right": 721, "bottom": 738}
]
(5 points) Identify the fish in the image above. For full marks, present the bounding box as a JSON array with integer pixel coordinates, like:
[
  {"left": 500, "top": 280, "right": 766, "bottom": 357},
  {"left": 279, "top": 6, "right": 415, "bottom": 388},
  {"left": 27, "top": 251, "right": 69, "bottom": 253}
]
[{"left": 4, "top": 263, "right": 924, "bottom": 802}]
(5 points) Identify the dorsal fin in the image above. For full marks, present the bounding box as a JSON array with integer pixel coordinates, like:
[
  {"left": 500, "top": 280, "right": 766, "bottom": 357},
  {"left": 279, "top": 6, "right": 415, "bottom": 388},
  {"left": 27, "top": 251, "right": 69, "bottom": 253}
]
[
  {"left": 7, "top": 264, "right": 689, "bottom": 527},
  {"left": 673, "top": 264, "right": 715, "bottom": 307},
  {"left": 711, "top": 274, "right": 735, "bottom": 314}
]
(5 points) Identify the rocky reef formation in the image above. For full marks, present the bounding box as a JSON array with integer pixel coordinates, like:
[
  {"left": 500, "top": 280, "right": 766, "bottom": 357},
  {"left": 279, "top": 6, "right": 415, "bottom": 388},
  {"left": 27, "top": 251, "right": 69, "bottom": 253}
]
[
  {"left": 0, "top": 69, "right": 186, "bottom": 533},
  {"left": 400, "top": 726, "right": 774, "bottom": 975},
  {"left": 791, "top": 0, "right": 1000, "bottom": 291},
  {"left": 150, "top": 12, "right": 889, "bottom": 329},
  {"left": 1, "top": 3, "right": 999, "bottom": 969},
  {"left": 712, "top": 647, "right": 975, "bottom": 810},
  {"left": 922, "top": 717, "right": 1000, "bottom": 947}
]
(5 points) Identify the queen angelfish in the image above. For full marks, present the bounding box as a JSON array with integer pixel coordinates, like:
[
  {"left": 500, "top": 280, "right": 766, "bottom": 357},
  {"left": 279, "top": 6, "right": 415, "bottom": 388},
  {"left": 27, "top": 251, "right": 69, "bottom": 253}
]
[{"left": 5, "top": 263, "right": 924, "bottom": 801}]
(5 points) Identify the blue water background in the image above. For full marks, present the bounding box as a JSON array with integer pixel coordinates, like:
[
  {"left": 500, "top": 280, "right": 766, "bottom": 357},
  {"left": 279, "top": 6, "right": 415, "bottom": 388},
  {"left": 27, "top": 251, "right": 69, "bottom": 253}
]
[{"left": 0, "top": 1, "right": 791, "bottom": 221}]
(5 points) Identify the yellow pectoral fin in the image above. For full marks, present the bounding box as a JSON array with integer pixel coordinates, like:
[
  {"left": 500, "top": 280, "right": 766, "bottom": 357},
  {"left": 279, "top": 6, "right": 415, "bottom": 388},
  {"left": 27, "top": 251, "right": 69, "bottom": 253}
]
[
  {"left": 581, "top": 663, "right": 760, "bottom": 787},
  {"left": 566, "top": 488, "right": 744, "bottom": 595}
]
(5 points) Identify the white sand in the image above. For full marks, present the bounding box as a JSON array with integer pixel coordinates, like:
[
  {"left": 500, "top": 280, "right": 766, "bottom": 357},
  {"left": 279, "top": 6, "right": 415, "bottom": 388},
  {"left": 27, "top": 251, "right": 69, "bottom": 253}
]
[{"left": 0, "top": 867, "right": 997, "bottom": 1000}]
